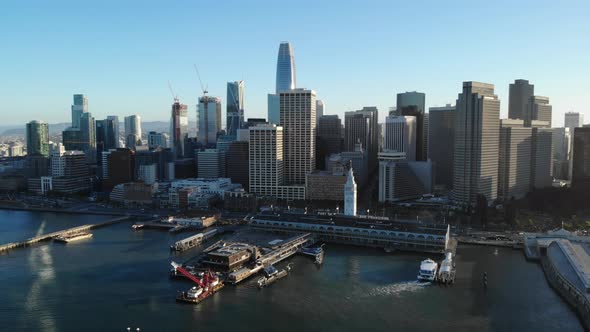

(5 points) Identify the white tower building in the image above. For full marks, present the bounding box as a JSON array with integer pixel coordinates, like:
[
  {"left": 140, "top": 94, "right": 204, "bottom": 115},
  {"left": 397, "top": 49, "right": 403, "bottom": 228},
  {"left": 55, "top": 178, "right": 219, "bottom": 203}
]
[{"left": 344, "top": 168, "right": 357, "bottom": 216}]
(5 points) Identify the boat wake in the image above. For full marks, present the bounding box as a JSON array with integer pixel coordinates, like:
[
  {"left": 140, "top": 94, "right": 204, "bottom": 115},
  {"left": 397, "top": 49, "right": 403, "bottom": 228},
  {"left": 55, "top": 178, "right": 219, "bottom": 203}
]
[{"left": 367, "top": 280, "right": 430, "bottom": 297}]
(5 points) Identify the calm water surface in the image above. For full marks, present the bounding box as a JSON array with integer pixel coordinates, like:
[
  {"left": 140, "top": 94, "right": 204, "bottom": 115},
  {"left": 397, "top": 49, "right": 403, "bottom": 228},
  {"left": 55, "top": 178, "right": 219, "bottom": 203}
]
[{"left": 0, "top": 210, "right": 583, "bottom": 331}]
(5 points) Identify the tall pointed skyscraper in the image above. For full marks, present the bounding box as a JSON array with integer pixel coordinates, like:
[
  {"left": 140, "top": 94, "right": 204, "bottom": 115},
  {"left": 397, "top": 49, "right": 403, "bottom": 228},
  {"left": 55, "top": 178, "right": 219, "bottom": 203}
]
[
  {"left": 269, "top": 42, "right": 297, "bottom": 124},
  {"left": 276, "top": 42, "right": 296, "bottom": 93},
  {"left": 227, "top": 81, "right": 245, "bottom": 137}
]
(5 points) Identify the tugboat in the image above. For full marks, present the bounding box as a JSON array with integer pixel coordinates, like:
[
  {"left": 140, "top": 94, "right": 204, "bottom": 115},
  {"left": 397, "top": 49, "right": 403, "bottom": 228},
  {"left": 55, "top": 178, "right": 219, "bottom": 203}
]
[
  {"left": 257, "top": 264, "right": 292, "bottom": 288},
  {"left": 171, "top": 261, "right": 224, "bottom": 304},
  {"left": 417, "top": 258, "right": 438, "bottom": 282}
]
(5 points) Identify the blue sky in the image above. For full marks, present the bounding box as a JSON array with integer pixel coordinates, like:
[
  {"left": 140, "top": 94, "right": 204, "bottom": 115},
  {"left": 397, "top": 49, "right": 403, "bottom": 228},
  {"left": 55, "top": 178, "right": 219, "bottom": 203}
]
[{"left": 1, "top": 0, "right": 588, "bottom": 127}]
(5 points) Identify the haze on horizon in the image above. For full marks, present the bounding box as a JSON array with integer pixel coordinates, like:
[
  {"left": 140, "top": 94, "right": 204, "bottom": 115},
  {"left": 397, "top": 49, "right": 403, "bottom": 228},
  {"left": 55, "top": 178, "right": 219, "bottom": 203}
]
[{"left": 0, "top": 0, "right": 588, "bottom": 127}]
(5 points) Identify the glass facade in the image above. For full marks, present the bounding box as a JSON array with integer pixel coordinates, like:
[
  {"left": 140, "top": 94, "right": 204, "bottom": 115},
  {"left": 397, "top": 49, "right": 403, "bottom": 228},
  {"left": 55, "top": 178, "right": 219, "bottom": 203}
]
[
  {"left": 276, "top": 42, "right": 296, "bottom": 93},
  {"left": 26, "top": 120, "right": 49, "bottom": 156},
  {"left": 226, "top": 81, "right": 245, "bottom": 137}
]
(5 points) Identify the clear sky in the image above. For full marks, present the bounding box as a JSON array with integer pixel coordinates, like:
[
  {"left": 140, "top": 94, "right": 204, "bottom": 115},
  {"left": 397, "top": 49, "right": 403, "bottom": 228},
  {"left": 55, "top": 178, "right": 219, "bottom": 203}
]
[{"left": 1, "top": 0, "right": 588, "bottom": 127}]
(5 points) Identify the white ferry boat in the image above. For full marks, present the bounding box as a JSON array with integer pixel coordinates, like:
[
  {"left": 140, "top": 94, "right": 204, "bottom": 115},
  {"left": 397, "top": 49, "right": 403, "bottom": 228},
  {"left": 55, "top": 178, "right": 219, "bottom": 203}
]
[
  {"left": 54, "top": 232, "right": 93, "bottom": 243},
  {"left": 417, "top": 258, "right": 438, "bottom": 282}
]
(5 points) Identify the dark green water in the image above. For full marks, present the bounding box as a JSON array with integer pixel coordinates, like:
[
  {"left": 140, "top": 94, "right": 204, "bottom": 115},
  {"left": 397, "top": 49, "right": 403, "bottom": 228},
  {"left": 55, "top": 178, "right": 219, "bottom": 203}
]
[{"left": 0, "top": 210, "right": 583, "bottom": 331}]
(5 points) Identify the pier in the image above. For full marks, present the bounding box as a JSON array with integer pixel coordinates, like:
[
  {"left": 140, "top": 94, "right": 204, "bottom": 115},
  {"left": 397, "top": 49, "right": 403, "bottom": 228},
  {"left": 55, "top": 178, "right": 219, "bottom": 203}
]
[
  {"left": 0, "top": 216, "right": 130, "bottom": 253},
  {"left": 171, "top": 229, "right": 219, "bottom": 252},
  {"left": 132, "top": 221, "right": 189, "bottom": 233}
]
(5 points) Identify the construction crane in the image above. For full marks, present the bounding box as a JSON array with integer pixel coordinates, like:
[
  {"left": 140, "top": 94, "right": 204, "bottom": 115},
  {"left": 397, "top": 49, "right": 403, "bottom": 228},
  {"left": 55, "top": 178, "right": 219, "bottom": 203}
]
[
  {"left": 167, "top": 81, "right": 179, "bottom": 102},
  {"left": 193, "top": 64, "right": 208, "bottom": 96}
]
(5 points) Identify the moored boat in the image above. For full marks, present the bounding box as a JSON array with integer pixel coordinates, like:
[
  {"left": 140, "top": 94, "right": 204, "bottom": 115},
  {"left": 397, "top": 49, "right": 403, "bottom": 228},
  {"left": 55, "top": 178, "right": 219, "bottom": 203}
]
[
  {"left": 54, "top": 232, "right": 93, "bottom": 243},
  {"left": 417, "top": 258, "right": 438, "bottom": 282}
]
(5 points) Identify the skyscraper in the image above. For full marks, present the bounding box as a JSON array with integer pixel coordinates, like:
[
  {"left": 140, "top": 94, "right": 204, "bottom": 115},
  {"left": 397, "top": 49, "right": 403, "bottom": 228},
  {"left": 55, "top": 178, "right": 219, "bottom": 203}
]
[
  {"left": 249, "top": 124, "right": 284, "bottom": 197},
  {"left": 26, "top": 120, "right": 49, "bottom": 156},
  {"left": 226, "top": 81, "right": 245, "bottom": 137},
  {"left": 344, "top": 107, "right": 379, "bottom": 169},
  {"left": 396, "top": 92, "right": 427, "bottom": 161},
  {"left": 525, "top": 96, "right": 552, "bottom": 127},
  {"left": 268, "top": 42, "right": 297, "bottom": 125},
  {"left": 280, "top": 89, "right": 316, "bottom": 185},
  {"left": 170, "top": 100, "right": 188, "bottom": 158},
  {"left": 572, "top": 127, "right": 590, "bottom": 187},
  {"left": 63, "top": 112, "right": 96, "bottom": 163},
  {"left": 452, "top": 82, "right": 500, "bottom": 204},
  {"left": 197, "top": 96, "right": 222, "bottom": 146},
  {"left": 96, "top": 117, "right": 118, "bottom": 171},
  {"left": 530, "top": 125, "right": 553, "bottom": 189},
  {"left": 316, "top": 100, "right": 325, "bottom": 124},
  {"left": 107, "top": 115, "right": 120, "bottom": 148},
  {"left": 498, "top": 119, "right": 532, "bottom": 200},
  {"left": 124, "top": 115, "right": 142, "bottom": 149},
  {"left": 71, "top": 94, "right": 88, "bottom": 128},
  {"left": 276, "top": 42, "right": 296, "bottom": 92},
  {"left": 384, "top": 115, "right": 417, "bottom": 161},
  {"left": 565, "top": 112, "right": 584, "bottom": 130},
  {"left": 316, "top": 115, "right": 342, "bottom": 170},
  {"left": 428, "top": 105, "right": 455, "bottom": 189},
  {"left": 508, "top": 79, "right": 534, "bottom": 120}
]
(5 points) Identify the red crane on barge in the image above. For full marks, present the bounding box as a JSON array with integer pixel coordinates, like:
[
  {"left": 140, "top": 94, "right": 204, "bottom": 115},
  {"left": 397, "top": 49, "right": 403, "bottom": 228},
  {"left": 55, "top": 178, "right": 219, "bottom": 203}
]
[{"left": 171, "top": 261, "right": 224, "bottom": 304}]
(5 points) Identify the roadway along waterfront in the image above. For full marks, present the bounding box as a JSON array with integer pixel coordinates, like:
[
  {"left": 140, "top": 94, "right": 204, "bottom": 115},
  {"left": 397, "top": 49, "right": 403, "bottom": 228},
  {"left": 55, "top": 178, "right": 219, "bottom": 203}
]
[{"left": 0, "top": 210, "right": 583, "bottom": 331}]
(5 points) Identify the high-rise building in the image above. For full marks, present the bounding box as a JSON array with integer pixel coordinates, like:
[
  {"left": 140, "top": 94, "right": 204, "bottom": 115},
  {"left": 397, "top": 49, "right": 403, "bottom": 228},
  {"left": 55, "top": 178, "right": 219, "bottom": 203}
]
[
  {"left": 170, "top": 100, "right": 188, "bottom": 158},
  {"left": 96, "top": 118, "right": 118, "bottom": 154},
  {"left": 249, "top": 124, "right": 284, "bottom": 197},
  {"left": 197, "top": 96, "right": 222, "bottom": 146},
  {"left": 71, "top": 94, "right": 88, "bottom": 128},
  {"left": 565, "top": 112, "right": 584, "bottom": 130},
  {"left": 572, "top": 127, "right": 590, "bottom": 186},
  {"left": 531, "top": 125, "right": 553, "bottom": 189},
  {"left": 316, "top": 115, "right": 342, "bottom": 170},
  {"left": 379, "top": 160, "right": 433, "bottom": 202},
  {"left": 226, "top": 141, "right": 249, "bottom": 191},
  {"left": 276, "top": 42, "right": 296, "bottom": 93},
  {"left": 280, "top": 89, "right": 316, "bottom": 186},
  {"left": 197, "top": 149, "right": 226, "bottom": 178},
  {"left": 397, "top": 91, "right": 427, "bottom": 161},
  {"left": 344, "top": 107, "right": 379, "bottom": 169},
  {"left": 316, "top": 100, "right": 325, "bottom": 124},
  {"left": 226, "top": 81, "right": 245, "bottom": 137},
  {"left": 428, "top": 105, "right": 455, "bottom": 189},
  {"left": 498, "top": 120, "right": 532, "bottom": 200},
  {"left": 106, "top": 116, "right": 120, "bottom": 148},
  {"left": 552, "top": 127, "right": 571, "bottom": 161},
  {"left": 327, "top": 142, "right": 369, "bottom": 188},
  {"left": 63, "top": 112, "right": 96, "bottom": 163},
  {"left": 508, "top": 79, "right": 534, "bottom": 120},
  {"left": 26, "top": 120, "right": 49, "bottom": 156},
  {"left": 148, "top": 131, "right": 168, "bottom": 150},
  {"left": 452, "top": 82, "right": 500, "bottom": 205},
  {"left": 525, "top": 96, "right": 552, "bottom": 127},
  {"left": 124, "top": 115, "right": 142, "bottom": 149},
  {"left": 267, "top": 94, "right": 280, "bottom": 125},
  {"left": 107, "top": 148, "right": 135, "bottom": 188},
  {"left": 344, "top": 168, "right": 357, "bottom": 216},
  {"left": 384, "top": 115, "right": 417, "bottom": 161}
]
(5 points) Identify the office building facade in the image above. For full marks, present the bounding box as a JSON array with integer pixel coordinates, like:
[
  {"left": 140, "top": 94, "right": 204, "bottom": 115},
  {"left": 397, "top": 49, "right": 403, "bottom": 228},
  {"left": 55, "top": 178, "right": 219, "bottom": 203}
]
[
  {"left": 170, "top": 100, "right": 188, "bottom": 157},
  {"left": 197, "top": 96, "right": 222, "bottom": 146},
  {"left": 396, "top": 91, "right": 427, "bottom": 160},
  {"left": 428, "top": 105, "right": 455, "bottom": 189},
  {"left": 226, "top": 81, "right": 245, "bottom": 137},
  {"left": 508, "top": 79, "right": 534, "bottom": 120},
  {"left": 26, "top": 120, "right": 49, "bottom": 157},
  {"left": 344, "top": 107, "right": 379, "bottom": 168},
  {"left": 384, "top": 115, "right": 416, "bottom": 161}
]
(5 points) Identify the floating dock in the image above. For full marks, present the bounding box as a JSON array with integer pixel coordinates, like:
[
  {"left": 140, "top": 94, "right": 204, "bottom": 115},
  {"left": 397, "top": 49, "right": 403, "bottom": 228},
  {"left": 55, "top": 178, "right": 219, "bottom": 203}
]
[{"left": 54, "top": 232, "right": 93, "bottom": 243}]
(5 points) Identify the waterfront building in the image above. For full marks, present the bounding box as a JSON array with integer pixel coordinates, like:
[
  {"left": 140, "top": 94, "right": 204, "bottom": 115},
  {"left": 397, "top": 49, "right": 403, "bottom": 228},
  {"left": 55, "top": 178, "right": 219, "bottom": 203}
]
[
  {"left": 508, "top": 79, "right": 534, "bottom": 121},
  {"left": 109, "top": 182, "right": 156, "bottom": 206},
  {"left": 32, "top": 147, "right": 90, "bottom": 194},
  {"left": 344, "top": 107, "right": 379, "bottom": 168},
  {"left": 71, "top": 94, "right": 88, "bottom": 128},
  {"left": 378, "top": 160, "right": 433, "bottom": 202},
  {"left": 197, "top": 96, "right": 222, "bottom": 146},
  {"left": 170, "top": 100, "right": 188, "bottom": 157},
  {"left": 226, "top": 81, "right": 245, "bottom": 137},
  {"left": 197, "top": 149, "right": 226, "bottom": 179},
  {"left": 250, "top": 212, "right": 451, "bottom": 254},
  {"left": 428, "top": 104, "right": 455, "bottom": 189},
  {"left": 316, "top": 115, "right": 342, "bottom": 170},
  {"left": 276, "top": 42, "right": 296, "bottom": 92},
  {"left": 26, "top": 120, "right": 49, "bottom": 157},
  {"left": 148, "top": 131, "right": 168, "bottom": 150},
  {"left": 384, "top": 115, "right": 416, "bottom": 161},
  {"left": 280, "top": 88, "right": 316, "bottom": 185},
  {"left": 498, "top": 120, "right": 532, "bottom": 200},
  {"left": 572, "top": 127, "right": 590, "bottom": 187},
  {"left": 124, "top": 115, "right": 142, "bottom": 149},
  {"left": 565, "top": 112, "right": 584, "bottom": 130},
  {"left": 344, "top": 168, "right": 357, "bottom": 216},
  {"left": 452, "top": 81, "right": 500, "bottom": 205},
  {"left": 396, "top": 91, "right": 427, "bottom": 160}
]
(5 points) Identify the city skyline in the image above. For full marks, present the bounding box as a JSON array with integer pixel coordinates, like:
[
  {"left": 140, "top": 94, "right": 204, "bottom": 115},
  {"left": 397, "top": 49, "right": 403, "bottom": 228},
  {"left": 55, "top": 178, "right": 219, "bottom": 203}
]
[{"left": 1, "top": 1, "right": 589, "bottom": 127}]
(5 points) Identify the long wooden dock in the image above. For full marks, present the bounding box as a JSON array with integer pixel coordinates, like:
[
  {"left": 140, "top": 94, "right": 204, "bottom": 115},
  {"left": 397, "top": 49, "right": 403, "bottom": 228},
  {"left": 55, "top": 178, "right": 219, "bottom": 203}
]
[{"left": 0, "top": 216, "right": 130, "bottom": 253}]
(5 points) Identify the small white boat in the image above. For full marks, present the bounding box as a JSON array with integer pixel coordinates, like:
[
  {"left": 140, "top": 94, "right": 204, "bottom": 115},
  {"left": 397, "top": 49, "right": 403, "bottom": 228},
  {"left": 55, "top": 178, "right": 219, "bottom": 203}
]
[
  {"left": 417, "top": 258, "right": 438, "bottom": 282},
  {"left": 185, "top": 286, "right": 203, "bottom": 299}
]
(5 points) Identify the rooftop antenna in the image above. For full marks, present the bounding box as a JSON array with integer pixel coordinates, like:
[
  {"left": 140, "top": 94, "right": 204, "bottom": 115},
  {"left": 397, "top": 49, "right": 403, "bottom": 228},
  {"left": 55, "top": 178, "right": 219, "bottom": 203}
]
[
  {"left": 167, "top": 81, "right": 178, "bottom": 102},
  {"left": 193, "top": 64, "right": 208, "bottom": 96}
]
